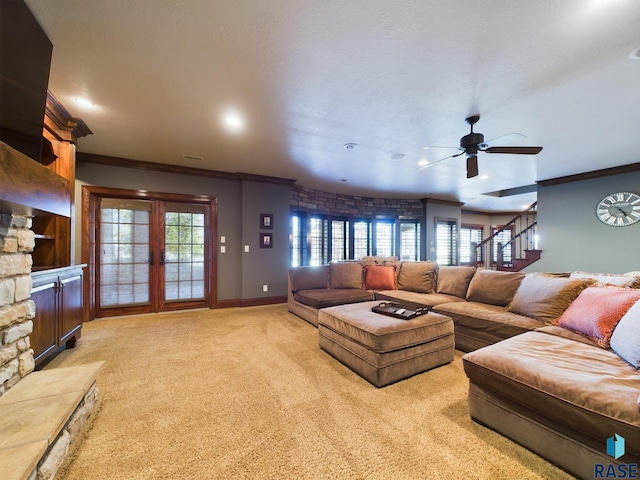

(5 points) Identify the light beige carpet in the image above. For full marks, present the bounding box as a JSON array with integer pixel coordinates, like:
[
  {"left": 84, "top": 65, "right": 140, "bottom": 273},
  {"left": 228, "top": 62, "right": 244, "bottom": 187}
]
[{"left": 44, "top": 304, "right": 573, "bottom": 479}]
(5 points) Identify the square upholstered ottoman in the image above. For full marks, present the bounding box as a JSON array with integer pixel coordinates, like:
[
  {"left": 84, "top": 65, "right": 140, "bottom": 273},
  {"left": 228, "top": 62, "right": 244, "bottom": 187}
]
[{"left": 318, "top": 301, "right": 454, "bottom": 387}]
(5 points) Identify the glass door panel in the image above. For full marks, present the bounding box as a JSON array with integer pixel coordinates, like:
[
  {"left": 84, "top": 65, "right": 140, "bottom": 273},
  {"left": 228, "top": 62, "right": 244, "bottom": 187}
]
[
  {"left": 163, "top": 204, "right": 206, "bottom": 303},
  {"left": 99, "top": 199, "right": 152, "bottom": 309}
]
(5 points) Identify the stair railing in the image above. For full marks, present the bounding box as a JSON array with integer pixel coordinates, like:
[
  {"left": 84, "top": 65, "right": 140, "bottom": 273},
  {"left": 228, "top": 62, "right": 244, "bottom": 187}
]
[{"left": 472, "top": 202, "right": 537, "bottom": 270}]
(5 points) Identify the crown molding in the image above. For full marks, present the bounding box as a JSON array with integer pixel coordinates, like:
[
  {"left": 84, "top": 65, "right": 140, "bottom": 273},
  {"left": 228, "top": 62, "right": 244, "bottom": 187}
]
[
  {"left": 77, "top": 152, "right": 297, "bottom": 186},
  {"left": 537, "top": 162, "right": 640, "bottom": 187},
  {"left": 45, "top": 91, "right": 93, "bottom": 141}
]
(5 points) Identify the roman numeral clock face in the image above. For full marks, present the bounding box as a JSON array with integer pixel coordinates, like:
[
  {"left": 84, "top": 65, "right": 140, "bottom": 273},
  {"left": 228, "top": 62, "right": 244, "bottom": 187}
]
[{"left": 596, "top": 192, "right": 640, "bottom": 227}]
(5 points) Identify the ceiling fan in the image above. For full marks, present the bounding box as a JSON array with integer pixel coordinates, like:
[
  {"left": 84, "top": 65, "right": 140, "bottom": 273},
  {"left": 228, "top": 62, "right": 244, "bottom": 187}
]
[{"left": 419, "top": 115, "right": 543, "bottom": 178}]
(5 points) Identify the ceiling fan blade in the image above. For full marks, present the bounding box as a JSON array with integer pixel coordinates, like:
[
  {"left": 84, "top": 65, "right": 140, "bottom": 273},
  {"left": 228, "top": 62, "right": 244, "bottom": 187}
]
[
  {"left": 484, "top": 133, "right": 525, "bottom": 147},
  {"left": 483, "top": 146, "right": 543, "bottom": 155},
  {"left": 416, "top": 151, "right": 464, "bottom": 171},
  {"left": 466, "top": 155, "right": 478, "bottom": 178},
  {"left": 423, "top": 146, "right": 461, "bottom": 150}
]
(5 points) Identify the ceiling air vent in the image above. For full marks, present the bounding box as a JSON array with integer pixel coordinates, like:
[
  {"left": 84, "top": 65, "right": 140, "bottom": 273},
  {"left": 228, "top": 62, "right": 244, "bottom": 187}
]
[{"left": 183, "top": 154, "right": 203, "bottom": 161}]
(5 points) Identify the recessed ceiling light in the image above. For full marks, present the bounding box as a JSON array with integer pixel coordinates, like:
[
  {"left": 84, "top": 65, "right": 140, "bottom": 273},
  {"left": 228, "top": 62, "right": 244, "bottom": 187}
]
[
  {"left": 391, "top": 153, "right": 405, "bottom": 160},
  {"left": 418, "top": 160, "right": 429, "bottom": 167},
  {"left": 221, "top": 109, "right": 246, "bottom": 134},
  {"left": 629, "top": 47, "right": 640, "bottom": 60},
  {"left": 343, "top": 143, "right": 357, "bottom": 150},
  {"left": 480, "top": 174, "right": 490, "bottom": 180}
]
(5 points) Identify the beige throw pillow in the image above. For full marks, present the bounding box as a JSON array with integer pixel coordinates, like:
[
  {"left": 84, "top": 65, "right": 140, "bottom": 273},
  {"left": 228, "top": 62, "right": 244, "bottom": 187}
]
[
  {"left": 396, "top": 262, "right": 437, "bottom": 293},
  {"left": 436, "top": 266, "right": 476, "bottom": 298},
  {"left": 506, "top": 273, "right": 592, "bottom": 322},
  {"left": 465, "top": 269, "right": 526, "bottom": 307},
  {"left": 329, "top": 262, "right": 364, "bottom": 289}
]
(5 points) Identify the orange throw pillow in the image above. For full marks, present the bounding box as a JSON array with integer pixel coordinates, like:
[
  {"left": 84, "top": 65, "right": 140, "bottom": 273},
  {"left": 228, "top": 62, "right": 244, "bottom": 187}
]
[
  {"left": 364, "top": 265, "right": 396, "bottom": 290},
  {"left": 555, "top": 287, "right": 640, "bottom": 348}
]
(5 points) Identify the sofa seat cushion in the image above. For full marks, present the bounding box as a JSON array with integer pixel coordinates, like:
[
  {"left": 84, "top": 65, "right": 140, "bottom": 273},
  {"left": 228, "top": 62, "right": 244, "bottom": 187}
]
[
  {"left": 433, "top": 302, "right": 544, "bottom": 340},
  {"left": 293, "top": 289, "right": 374, "bottom": 309},
  {"left": 375, "top": 290, "right": 465, "bottom": 310},
  {"left": 462, "top": 331, "right": 640, "bottom": 456}
]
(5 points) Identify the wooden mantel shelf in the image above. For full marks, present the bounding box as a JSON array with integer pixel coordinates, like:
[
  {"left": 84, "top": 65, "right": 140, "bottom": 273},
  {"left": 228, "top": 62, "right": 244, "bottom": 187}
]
[{"left": 0, "top": 141, "right": 71, "bottom": 218}]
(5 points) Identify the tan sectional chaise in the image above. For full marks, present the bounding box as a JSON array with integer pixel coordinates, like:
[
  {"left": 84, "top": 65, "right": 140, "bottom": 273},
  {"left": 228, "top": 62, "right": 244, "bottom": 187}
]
[{"left": 288, "top": 259, "right": 640, "bottom": 478}]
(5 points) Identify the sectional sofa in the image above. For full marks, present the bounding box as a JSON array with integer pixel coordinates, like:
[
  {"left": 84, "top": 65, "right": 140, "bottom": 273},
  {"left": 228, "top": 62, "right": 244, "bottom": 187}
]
[{"left": 287, "top": 259, "right": 640, "bottom": 478}]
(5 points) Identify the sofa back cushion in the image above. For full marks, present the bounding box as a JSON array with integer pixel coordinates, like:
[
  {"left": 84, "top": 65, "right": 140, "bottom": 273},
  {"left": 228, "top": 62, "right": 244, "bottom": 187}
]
[
  {"left": 506, "top": 273, "right": 592, "bottom": 322},
  {"left": 329, "top": 262, "right": 364, "bottom": 289},
  {"left": 364, "top": 265, "right": 397, "bottom": 290},
  {"left": 397, "top": 262, "right": 437, "bottom": 293},
  {"left": 289, "top": 265, "right": 329, "bottom": 292},
  {"left": 465, "top": 269, "right": 526, "bottom": 306},
  {"left": 570, "top": 271, "right": 640, "bottom": 288},
  {"left": 436, "top": 266, "right": 476, "bottom": 298},
  {"left": 610, "top": 300, "right": 640, "bottom": 368},
  {"left": 555, "top": 287, "right": 640, "bottom": 348}
]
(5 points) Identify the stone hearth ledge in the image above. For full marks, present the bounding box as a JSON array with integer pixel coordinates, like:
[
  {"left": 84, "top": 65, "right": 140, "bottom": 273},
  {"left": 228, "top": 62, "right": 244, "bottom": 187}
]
[{"left": 0, "top": 361, "right": 105, "bottom": 480}]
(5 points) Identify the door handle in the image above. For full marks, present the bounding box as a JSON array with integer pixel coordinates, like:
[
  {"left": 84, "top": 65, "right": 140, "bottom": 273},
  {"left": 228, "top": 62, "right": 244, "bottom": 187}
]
[
  {"left": 160, "top": 251, "right": 165, "bottom": 266},
  {"left": 149, "top": 252, "right": 154, "bottom": 265}
]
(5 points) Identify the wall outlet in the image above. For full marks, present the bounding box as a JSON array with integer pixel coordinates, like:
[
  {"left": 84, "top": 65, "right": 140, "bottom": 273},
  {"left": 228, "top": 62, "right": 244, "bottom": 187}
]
[
  {"left": 220, "top": 235, "right": 226, "bottom": 244},
  {"left": 220, "top": 245, "right": 226, "bottom": 253},
  {"left": 244, "top": 245, "right": 250, "bottom": 253},
  {"left": 262, "top": 284, "right": 268, "bottom": 292}
]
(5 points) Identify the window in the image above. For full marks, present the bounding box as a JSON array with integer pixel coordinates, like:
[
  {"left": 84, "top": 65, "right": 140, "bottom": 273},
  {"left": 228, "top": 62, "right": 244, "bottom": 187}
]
[
  {"left": 435, "top": 218, "right": 457, "bottom": 266},
  {"left": 290, "top": 212, "right": 421, "bottom": 265},
  {"left": 308, "top": 216, "right": 329, "bottom": 266},
  {"left": 374, "top": 219, "right": 395, "bottom": 257},
  {"left": 399, "top": 220, "right": 420, "bottom": 261},
  {"left": 330, "top": 219, "right": 349, "bottom": 262},
  {"left": 353, "top": 220, "right": 371, "bottom": 259},
  {"left": 460, "top": 224, "right": 484, "bottom": 265},
  {"left": 290, "top": 215, "right": 302, "bottom": 267}
]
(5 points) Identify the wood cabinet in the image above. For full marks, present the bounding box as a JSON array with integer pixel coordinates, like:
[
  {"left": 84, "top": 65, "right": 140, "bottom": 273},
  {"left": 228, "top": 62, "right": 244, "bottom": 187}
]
[{"left": 31, "top": 265, "right": 85, "bottom": 366}]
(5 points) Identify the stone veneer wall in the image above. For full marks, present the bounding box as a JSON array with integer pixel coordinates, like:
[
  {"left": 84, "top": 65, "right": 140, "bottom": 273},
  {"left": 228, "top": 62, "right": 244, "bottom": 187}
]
[
  {"left": 291, "top": 184, "right": 424, "bottom": 217},
  {"left": 0, "top": 213, "right": 35, "bottom": 397}
]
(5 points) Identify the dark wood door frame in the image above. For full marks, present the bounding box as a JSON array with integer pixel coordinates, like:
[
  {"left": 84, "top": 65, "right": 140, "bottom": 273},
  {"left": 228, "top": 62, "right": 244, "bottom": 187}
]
[{"left": 82, "top": 185, "right": 217, "bottom": 320}]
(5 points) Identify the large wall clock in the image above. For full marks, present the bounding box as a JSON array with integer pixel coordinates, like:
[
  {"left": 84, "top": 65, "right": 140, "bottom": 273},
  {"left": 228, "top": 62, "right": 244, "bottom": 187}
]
[{"left": 596, "top": 191, "right": 640, "bottom": 227}]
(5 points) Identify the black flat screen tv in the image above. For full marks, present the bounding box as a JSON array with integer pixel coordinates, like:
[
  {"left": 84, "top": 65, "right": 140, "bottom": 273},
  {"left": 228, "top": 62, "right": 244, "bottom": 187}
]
[{"left": 0, "top": 0, "right": 53, "bottom": 163}]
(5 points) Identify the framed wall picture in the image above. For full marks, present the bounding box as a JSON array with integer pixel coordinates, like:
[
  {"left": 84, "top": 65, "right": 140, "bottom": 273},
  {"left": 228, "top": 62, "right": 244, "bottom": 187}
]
[
  {"left": 260, "top": 213, "right": 273, "bottom": 229},
  {"left": 260, "top": 233, "right": 273, "bottom": 248}
]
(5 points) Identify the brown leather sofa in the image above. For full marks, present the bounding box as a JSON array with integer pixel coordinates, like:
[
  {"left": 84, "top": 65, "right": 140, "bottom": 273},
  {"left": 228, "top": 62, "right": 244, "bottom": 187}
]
[{"left": 288, "top": 260, "right": 640, "bottom": 478}]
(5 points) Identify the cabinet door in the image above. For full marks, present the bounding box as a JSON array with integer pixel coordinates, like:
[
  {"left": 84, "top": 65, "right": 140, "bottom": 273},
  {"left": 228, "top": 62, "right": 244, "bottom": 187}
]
[
  {"left": 59, "top": 273, "right": 83, "bottom": 346},
  {"left": 31, "top": 281, "right": 58, "bottom": 365}
]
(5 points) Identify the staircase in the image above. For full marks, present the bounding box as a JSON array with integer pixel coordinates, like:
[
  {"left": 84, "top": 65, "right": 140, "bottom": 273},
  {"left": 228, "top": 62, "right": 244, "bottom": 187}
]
[{"left": 472, "top": 202, "right": 541, "bottom": 272}]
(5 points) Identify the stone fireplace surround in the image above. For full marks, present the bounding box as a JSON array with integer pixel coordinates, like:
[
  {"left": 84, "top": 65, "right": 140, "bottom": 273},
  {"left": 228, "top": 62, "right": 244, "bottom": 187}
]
[
  {"left": 0, "top": 213, "right": 36, "bottom": 392},
  {"left": 0, "top": 213, "right": 101, "bottom": 480}
]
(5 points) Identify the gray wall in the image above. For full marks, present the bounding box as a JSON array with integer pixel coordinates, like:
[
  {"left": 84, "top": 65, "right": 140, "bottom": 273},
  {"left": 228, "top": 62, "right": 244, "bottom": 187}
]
[
  {"left": 75, "top": 163, "right": 290, "bottom": 302},
  {"left": 532, "top": 170, "right": 640, "bottom": 274},
  {"left": 240, "top": 181, "right": 290, "bottom": 299}
]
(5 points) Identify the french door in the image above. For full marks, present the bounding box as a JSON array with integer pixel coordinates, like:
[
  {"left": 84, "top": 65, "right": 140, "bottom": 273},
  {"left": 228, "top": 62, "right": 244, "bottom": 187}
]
[{"left": 84, "top": 187, "right": 216, "bottom": 318}]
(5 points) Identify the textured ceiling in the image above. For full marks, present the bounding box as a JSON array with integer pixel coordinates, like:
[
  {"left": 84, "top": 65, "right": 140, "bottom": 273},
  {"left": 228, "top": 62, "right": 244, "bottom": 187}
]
[{"left": 26, "top": 0, "right": 640, "bottom": 211}]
